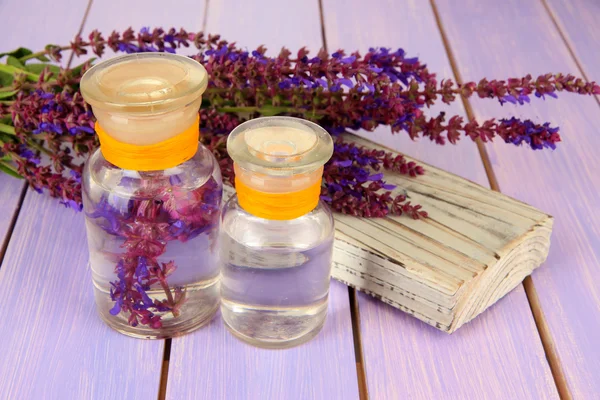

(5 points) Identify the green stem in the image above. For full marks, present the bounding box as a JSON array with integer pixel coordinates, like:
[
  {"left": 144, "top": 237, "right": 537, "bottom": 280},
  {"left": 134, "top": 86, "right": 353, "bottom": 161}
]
[
  {"left": 216, "top": 105, "right": 320, "bottom": 115},
  {"left": 0, "top": 159, "right": 23, "bottom": 179},
  {"left": 0, "top": 100, "right": 14, "bottom": 105},
  {"left": 0, "top": 65, "right": 40, "bottom": 81},
  {"left": 26, "top": 138, "right": 52, "bottom": 156},
  {"left": 18, "top": 46, "right": 70, "bottom": 62}
]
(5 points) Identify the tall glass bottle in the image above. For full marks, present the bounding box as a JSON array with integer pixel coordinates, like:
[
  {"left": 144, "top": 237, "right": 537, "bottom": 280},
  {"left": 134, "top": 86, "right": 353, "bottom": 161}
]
[
  {"left": 80, "top": 53, "right": 223, "bottom": 339},
  {"left": 221, "top": 117, "right": 335, "bottom": 348}
]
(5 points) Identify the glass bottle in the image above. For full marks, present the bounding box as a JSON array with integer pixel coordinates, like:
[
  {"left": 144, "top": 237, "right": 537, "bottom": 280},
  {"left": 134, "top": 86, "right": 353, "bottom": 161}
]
[
  {"left": 80, "top": 53, "right": 223, "bottom": 339},
  {"left": 221, "top": 116, "right": 335, "bottom": 348}
]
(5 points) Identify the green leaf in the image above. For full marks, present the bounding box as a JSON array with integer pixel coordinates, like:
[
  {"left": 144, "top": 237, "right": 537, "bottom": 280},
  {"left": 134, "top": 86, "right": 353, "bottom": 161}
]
[
  {"left": 0, "top": 116, "right": 11, "bottom": 124},
  {"left": 0, "top": 70, "right": 14, "bottom": 86},
  {"left": 31, "top": 54, "right": 49, "bottom": 62},
  {"left": 0, "top": 161, "right": 24, "bottom": 179},
  {"left": 0, "top": 90, "right": 17, "bottom": 100},
  {"left": 0, "top": 131, "right": 15, "bottom": 142},
  {"left": 0, "top": 47, "right": 33, "bottom": 60},
  {"left": 25, "top": 63, "right": 61, "bottom": 75},
  {"left": 0, "top": 123, "right": 16, "bottom": 135},
  {"left": 6, "top": 56, "right": 24, "bottom": 68}
]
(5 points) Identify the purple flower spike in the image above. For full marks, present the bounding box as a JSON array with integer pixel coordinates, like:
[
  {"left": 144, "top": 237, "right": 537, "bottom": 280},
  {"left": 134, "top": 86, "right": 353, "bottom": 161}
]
[
  {"left": 136, "top": 284, "right": 154, "bottom": 307},
  {"left": 334, "top": 160, "right": 353, "bottom": 168}
]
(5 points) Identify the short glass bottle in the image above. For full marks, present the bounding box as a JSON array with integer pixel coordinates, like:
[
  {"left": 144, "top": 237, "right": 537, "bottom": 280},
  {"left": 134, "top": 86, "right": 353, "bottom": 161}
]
[
  {"left": 80, "top": 53, "right": 223, "bottom": 339},
  {"left": 221, "top": 117, "right": 335, "bottom": 348}
]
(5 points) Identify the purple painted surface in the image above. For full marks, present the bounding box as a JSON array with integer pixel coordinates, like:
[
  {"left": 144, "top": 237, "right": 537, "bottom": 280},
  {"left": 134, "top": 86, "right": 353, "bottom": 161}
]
[
  {"left": 84, "top": 0, "right": 205, "bottom": 42},
  {"left": 1, "top": 0, "right": 597, "bottom": 397},
  {"left": 0, "top": 189, "right": 164, "bottom": 399},
  {"left": 436, "top": 0, "right": 600, "bottom": 397},
  {"left": 168, "top": 282, "right": 358, "bottom": 400},
  {"left": 546, "top": 0, "right": 600, "bottom": 80},
  {"left": 0, "top": 0, "right": 86, "bottom": 58},
  {"left": 167, "top": 1, "right": 358, "bottom": 399},
  {"left": 322, "top": 0, "right": 558, "bottom": 398}
]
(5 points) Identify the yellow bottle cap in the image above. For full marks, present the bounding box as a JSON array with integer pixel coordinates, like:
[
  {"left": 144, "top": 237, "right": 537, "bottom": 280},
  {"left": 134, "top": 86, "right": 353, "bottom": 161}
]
[{"left": 80, "top": 53, "right": 209, "bottom": 170}]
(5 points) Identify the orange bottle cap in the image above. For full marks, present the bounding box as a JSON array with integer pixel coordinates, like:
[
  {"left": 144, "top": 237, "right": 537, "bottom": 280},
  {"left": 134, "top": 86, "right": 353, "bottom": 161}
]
[{"left": 227, "top": 117, "right": 333, "bottom": 219}]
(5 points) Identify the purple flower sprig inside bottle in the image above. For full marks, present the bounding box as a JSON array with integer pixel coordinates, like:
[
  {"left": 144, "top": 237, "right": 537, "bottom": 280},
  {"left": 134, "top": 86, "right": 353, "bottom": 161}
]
[{"left": 89, "top": 177, "right": 221, "bottom": 329}]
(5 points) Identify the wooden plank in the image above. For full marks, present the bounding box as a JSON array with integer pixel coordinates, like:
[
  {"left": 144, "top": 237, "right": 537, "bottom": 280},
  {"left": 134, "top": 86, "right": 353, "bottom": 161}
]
[
  {"left": 322, "top": 0, "right": 559, "bottom": 398},
  {"left": 167, "top": 1, "right": 359, "bottom": 399},
  {"left": 0, "top": 190, "right": 164, "bottom": 399},
  {"left": 0, "top": 0, "right": 89, "bottom": 258},
  {"left": 435, "top": 0, "right": 600, "bottom": 397}
]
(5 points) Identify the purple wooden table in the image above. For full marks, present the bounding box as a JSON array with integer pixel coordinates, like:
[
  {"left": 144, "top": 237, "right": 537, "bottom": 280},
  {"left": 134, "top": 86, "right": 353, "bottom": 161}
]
[{"left": 0, "top": 0, "right": 598, "bottom": 398}]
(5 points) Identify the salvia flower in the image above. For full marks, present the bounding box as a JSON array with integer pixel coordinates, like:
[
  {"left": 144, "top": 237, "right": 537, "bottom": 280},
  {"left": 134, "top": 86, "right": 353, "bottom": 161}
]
[{"left": 0, "top": 27, "right": 599, "bottom": 219}]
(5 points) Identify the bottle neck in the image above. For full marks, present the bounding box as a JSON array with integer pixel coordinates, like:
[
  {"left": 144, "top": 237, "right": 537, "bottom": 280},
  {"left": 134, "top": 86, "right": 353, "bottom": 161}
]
[
  {"left": 234, "top": 163, "right": 323, "bottom": 220},
  {"left": 95, "top": 115, "right": 200, "bottom": 171},
  {"left": 92, "top": 99, "right": 202, "bottom": 171}
]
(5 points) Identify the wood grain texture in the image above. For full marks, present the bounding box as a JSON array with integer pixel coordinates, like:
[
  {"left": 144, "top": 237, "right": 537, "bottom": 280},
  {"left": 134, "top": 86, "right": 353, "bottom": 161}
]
[
  {"left": 167, "top": 1, "right": 359, "bottom": 399},
  {"left": 0, "top": 190, "right": 164, "bottom": 399},
  {"left": 435, "top": 0, "right": 600, "bottom": 397},
  {"left": 334, "top": 134, "right": 554, "bottom": 333},
  {"left": 322, "top": 0, "right": 558, "bottom": 398},
  {"left": 544, "top": 0, "right": 600, "bottom": 81}
]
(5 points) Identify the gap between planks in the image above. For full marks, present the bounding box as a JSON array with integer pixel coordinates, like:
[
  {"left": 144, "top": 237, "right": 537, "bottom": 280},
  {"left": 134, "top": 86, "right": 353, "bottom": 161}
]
[
  {"left": 157, "top": 0, "right": 218, "bottom": 394},
  {"left": 318, "top": 0, "right": 368, "bottom": 397},
  {"left": 429, "top": 0, "right": 572, "bottom": 398},
  {"left": 0, "top": 183, "right": 28, "bottom": 270}
]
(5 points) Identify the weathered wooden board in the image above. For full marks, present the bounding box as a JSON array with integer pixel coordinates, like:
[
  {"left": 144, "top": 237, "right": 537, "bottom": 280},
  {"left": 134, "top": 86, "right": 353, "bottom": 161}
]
[
  {"left": 436, "top": 0, "right": 600, "bottom": 397},
  {"left": 334, "top": 135, "right": 553, "bottom": 333},
  {"left": 167, "top": 1, "right": 360, "bottom": 399}
]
